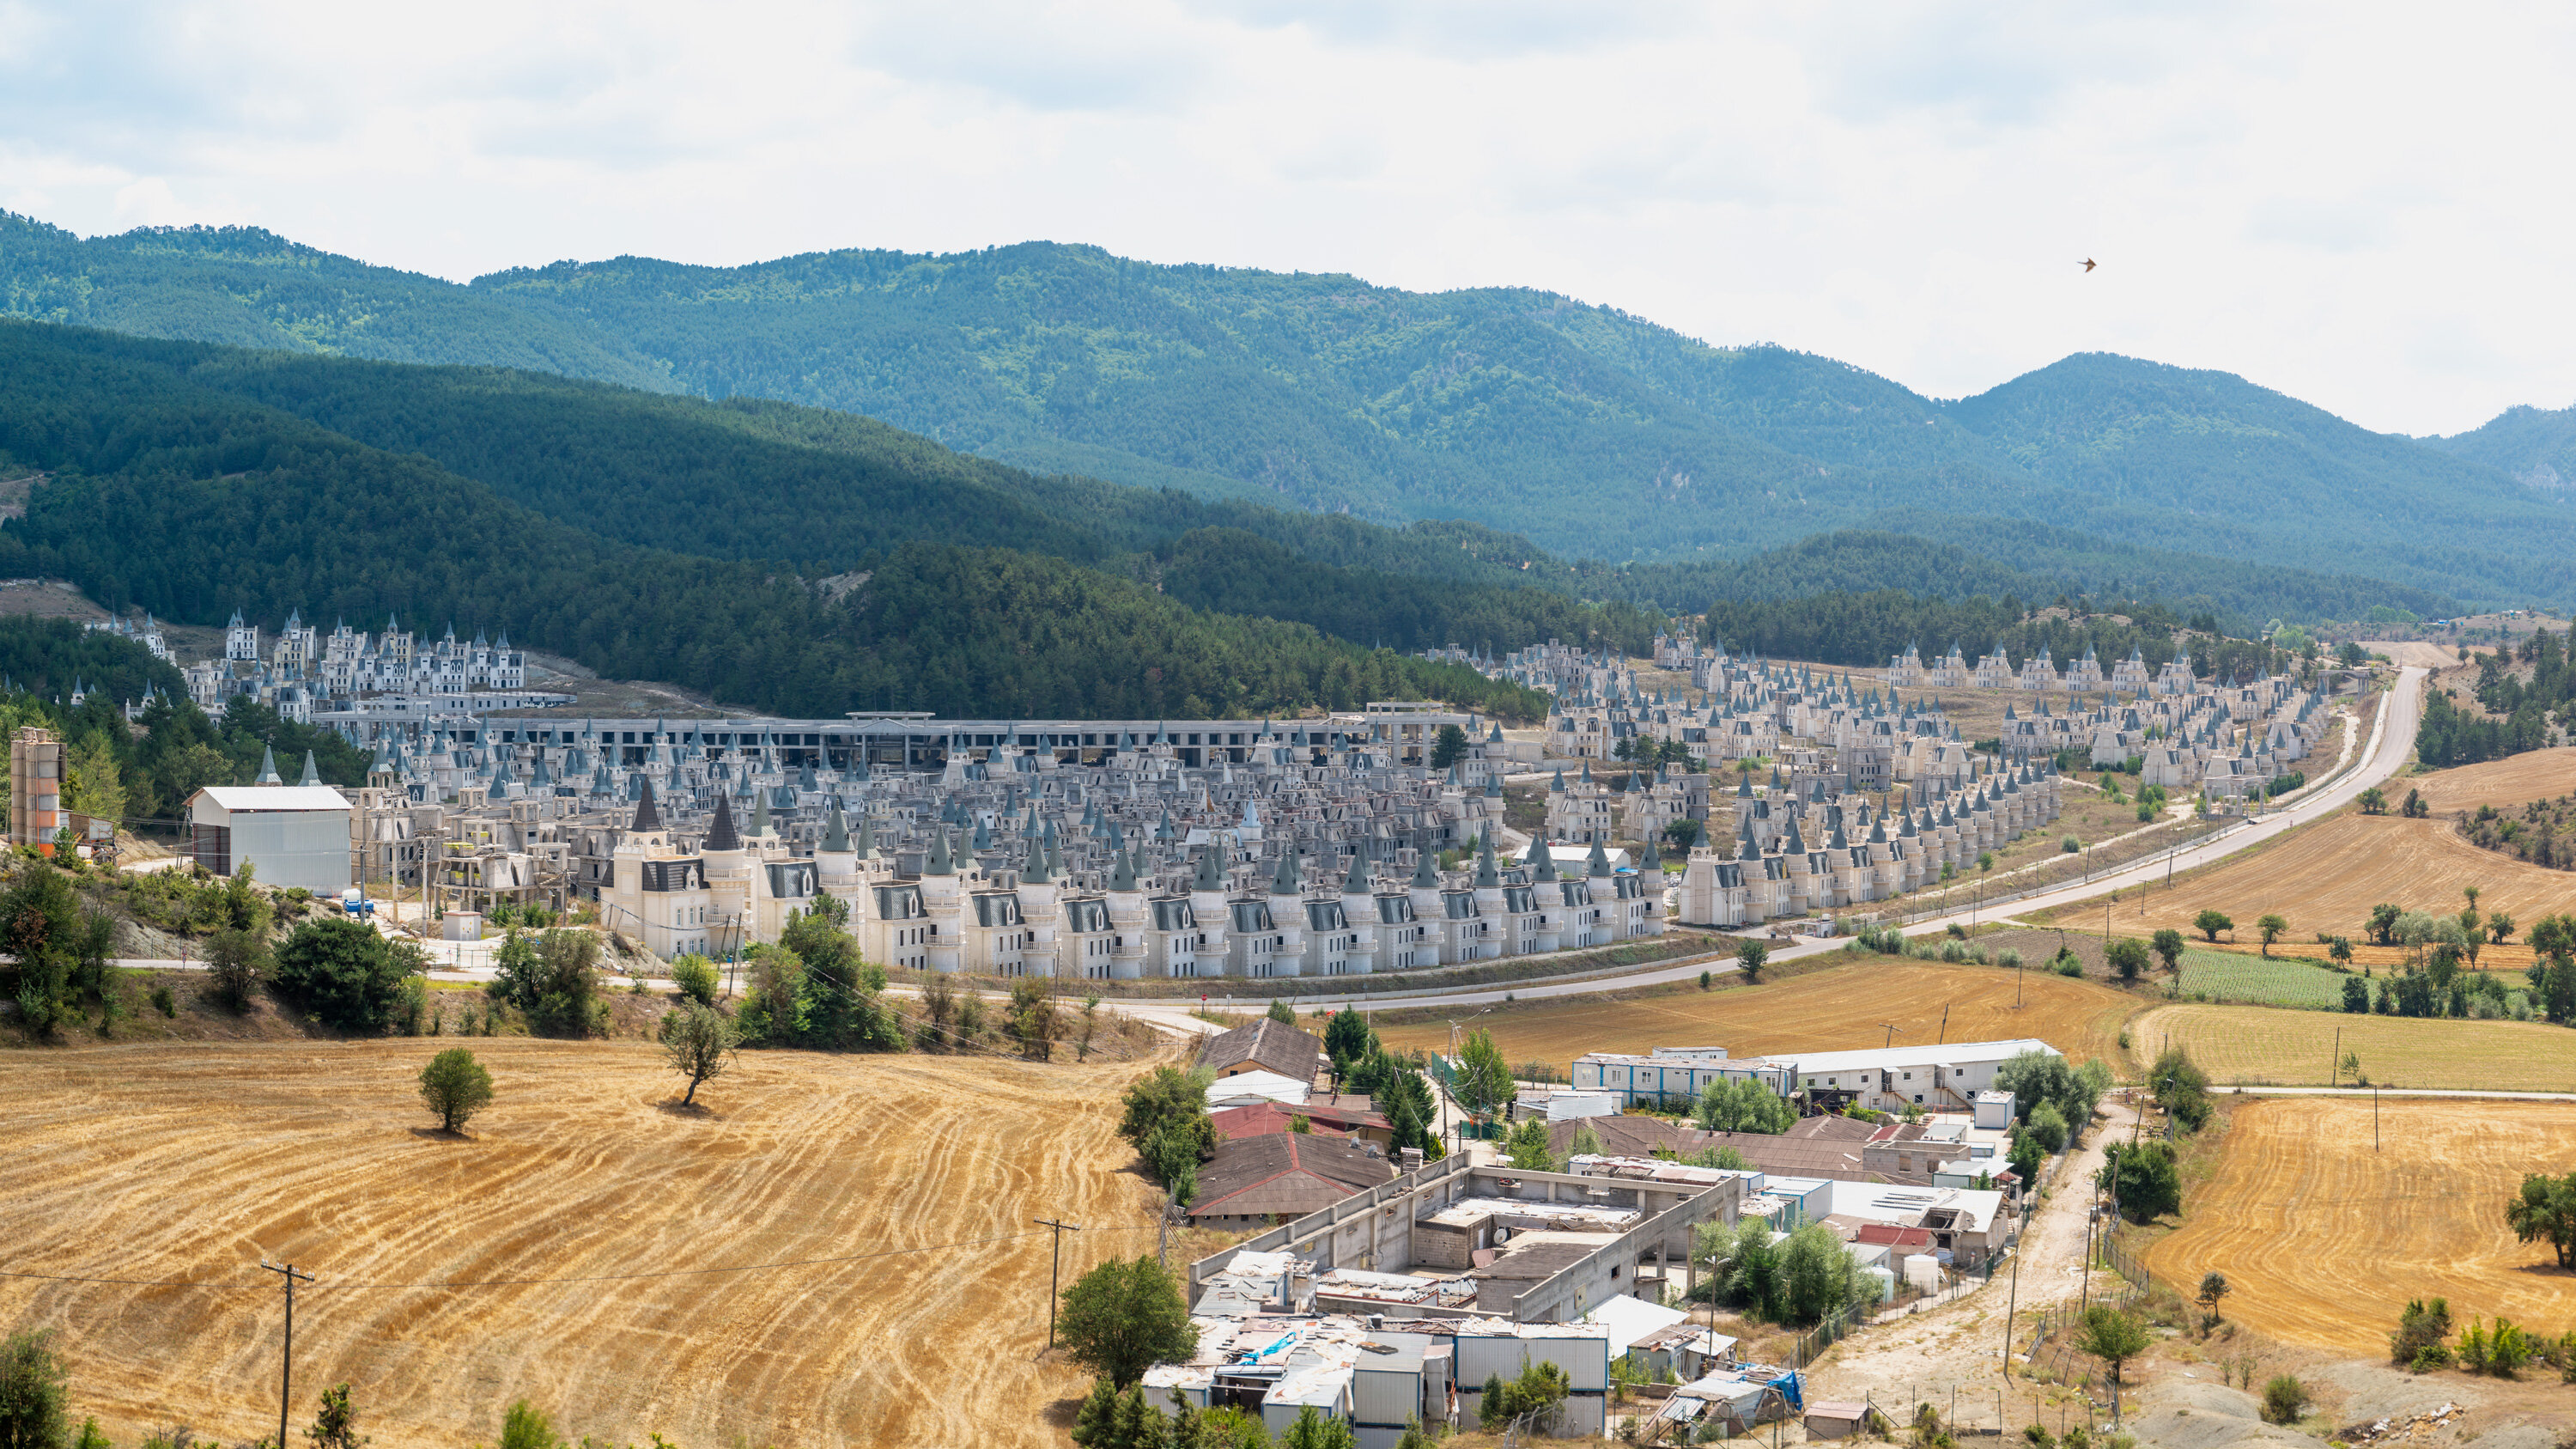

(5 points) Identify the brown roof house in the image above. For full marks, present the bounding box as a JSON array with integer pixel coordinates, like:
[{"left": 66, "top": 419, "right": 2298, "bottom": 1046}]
[
  {"left": 1198, "top": 1018, "right": 1327, "bottom": 1083},
  {"left": 1186, "top": 1133, "right": 1393, "bottom": 1227}
]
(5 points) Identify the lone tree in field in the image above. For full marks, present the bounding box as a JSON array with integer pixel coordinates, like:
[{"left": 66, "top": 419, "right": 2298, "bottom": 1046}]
[
  {"left": 2194, "top": 909, "right": 2234, "bottom": 943},
  {"left": 2197, "top": 1270, "right": 2232, "bottom": 1326},
  {"left": 1736, "top": 937, "right": 1769, "bottom": 983},
  {"left": 2506, "top": 1171, "right": 2576, "bottom": 1269},
  {"left": 2151, "top": 928, "right": 2186, "bottom": 975},
  {"left": 660, "top": 1003, "right": 741, "bottom": 1106},
  {"left": 2257, "top": 914, "right": 2288, "bottom": 957},
  {"left": 2075, "top": 1304, "right": 2151, "bottom": 1383},
  {"left": 417, "top": 1047, "right": 495, "bottom": 1133},
  {"left": 2106, "top": 938, "right": 2150, "bottom": 983},
  {"left": 1058, "top": 1255, "right": 1196, "bottom": 1388}
]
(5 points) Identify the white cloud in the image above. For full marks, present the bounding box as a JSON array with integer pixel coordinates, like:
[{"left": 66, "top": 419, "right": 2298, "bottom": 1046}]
[{"left": 1, "top": 0, "right": 2573, "bottom": 434}]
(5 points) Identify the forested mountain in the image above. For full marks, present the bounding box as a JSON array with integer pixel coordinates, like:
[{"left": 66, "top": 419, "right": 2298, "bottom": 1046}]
[
  {"left": 0, "top": 321, "right": 1548, "bottom": 720},
  {"left": 2431, "top": 402, "right": 2576, "bottom": 494},
  {"left": 3, "top": 210, "right": 2555, "bottom": 608}
]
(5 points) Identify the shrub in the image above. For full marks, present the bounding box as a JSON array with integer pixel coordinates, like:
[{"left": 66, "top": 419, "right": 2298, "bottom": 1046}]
[
  {"left": 204, "top": 928, "right": 270, "bottom": 1013},
  {"left": 149, "top": 983, "right": 174, "bottom": 1018},
  {"left": 2260, "top": 1377, "right": 2307, "bottom": 1425},
  {"left": 272, "top": 917, "right": 417, "bottom": 1032},
  {"left": 671, "top": 954, "right": 720, "bottom": 1006},
  {"left": 490, "top": 928, "right": 606, "bottom": 1038},
  {"left": 2391, "top": 1297, "right": 2451, "bottom": 1366},
  {"left": 1998, "top": 948, "right": 2023, "bottom": 970},
  {"left": 2063, "top": 836, "right": 2082, "bottom": 854}
]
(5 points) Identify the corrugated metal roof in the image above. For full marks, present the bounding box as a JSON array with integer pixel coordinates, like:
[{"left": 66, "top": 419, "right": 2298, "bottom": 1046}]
[{"left": 194, "top": 786, "right": 351, "bottom": 812}]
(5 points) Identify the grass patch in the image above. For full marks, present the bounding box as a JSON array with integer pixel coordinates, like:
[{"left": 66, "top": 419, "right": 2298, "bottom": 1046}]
[{"left": 2173, "top": 950, "right": 2350, "bottom": 1008}]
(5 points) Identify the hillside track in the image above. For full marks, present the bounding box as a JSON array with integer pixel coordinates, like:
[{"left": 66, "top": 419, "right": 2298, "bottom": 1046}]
[
  {"left": 2143, "top": 1098, "right": 2576, "bottom": 1354},
  {"left": 1368, "top": 962, "right": 2139, "bottom": 1076},
  {"left": 0, "top": 1040, "right": 1153, "bottom": 1449}
]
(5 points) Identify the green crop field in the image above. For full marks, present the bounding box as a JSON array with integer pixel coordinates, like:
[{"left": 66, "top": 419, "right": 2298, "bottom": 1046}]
[{"left": 2173, "top": 950, "right": 2350, "bottom": 1008}]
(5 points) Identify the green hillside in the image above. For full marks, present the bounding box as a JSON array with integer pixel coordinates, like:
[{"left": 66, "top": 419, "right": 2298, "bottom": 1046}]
[
  {"left": 2430, "top": 402, "right": 2576, "bottom": 495},
  {"left": 0, "top": 210, "right": 2522, "bottom": 610},
  {"left": 0, "top": 320, "right": 1547, "bottom": 720}
]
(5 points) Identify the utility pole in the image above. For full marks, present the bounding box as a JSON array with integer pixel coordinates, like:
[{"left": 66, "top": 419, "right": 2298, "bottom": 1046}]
[
  {"left": 2331, "top": 1026, "right": 2341, "bottom": 1087},
  {"left": 260, "top": 1259, "right": 314, "bottom": 1449},
  {"left": 1035, "top": 1217, "right": 1082, "bottom": 1349},
  {"left": 2001, "top": 1239, "right": 2022, "bottom": 1381}
]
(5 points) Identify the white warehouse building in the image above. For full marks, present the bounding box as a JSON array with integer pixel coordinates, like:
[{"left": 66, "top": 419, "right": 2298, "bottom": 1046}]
[
  {"left": 1572, "top": 1038, "right": 2062, "bottom": 1116},
  {"left": 187, "top": 784, "right": 353, "bottom": 893}
]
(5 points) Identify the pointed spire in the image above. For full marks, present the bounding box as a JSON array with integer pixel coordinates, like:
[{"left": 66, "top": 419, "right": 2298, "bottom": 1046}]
[
  {"left": 1272, "top": 845, "right": 1299, "bottom": 895},
  {"left": 1586, "top": 838, "right": 1612, "bottom": 878},
  {"left": 254, "top": 746, "right": 283, "bottom": 786},
  {"left": 926, "top": 825, "right": 954, "bottom": 875},
  {"left": 822, "top": 802, "right": 850, "bottom": 853},
  {"left": 297, "top": 750, "right": 320, "bottom": 787},
  {"left": 706, "top": 791, "right": 742, "bottom": 852},
  {"left": 1024, "top": 825, "right": 1051, "bottom": 884},
  {"left": 631, "top": 778, "right": 663, "bottom": 831},
  {"left": 1110, "top": 849, "right": 1138, "bottom": 892},
  {"left": 751, "top": 789, "right": 773, "bottom": 838},
  {"left": 1412, "top": 846, "right": 1439, "bottom": 888},
  {"left": 1193, "top": 847, "right": 1223, "bottom": 892}
]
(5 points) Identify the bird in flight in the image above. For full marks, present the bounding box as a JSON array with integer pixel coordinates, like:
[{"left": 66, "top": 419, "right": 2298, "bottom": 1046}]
[{"left": 2082, "top": 259, "right": 2098, "bottom": 272}]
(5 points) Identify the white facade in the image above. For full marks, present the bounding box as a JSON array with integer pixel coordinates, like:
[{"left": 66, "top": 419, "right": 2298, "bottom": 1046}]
[{"left": 187, "top": 785, "right": 353, "bottom": 893}]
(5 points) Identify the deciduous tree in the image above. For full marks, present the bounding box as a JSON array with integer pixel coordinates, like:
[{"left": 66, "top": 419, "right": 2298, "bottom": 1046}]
[
  {"left": 1059, "top": 1256, "right": 1196, "bottom": 1389},
  {"left": 417, "top": 1047, "right": 494, "bottom": 1133}
]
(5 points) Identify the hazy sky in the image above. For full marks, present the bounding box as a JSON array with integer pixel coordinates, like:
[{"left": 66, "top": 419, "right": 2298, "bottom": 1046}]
[{"left": 3, "top": 1, "right": 2568, "bottom": 435}]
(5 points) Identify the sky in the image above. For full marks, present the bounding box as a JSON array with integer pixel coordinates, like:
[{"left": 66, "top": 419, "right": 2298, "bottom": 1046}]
[{"left": 2, "top": 1, "right": 2571, "bottom": 435}]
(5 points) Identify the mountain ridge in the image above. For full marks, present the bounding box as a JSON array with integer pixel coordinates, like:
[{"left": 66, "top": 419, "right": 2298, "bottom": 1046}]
[{"left": 2, "top": 210, "right": 2549, "bottom": 606}]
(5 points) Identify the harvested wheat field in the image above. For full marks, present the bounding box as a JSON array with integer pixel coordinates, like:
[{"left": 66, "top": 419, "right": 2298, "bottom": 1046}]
[
  {"left": 2144, "top": 1098, "right": 2576, "bottom": 1355},
  {"left": 2129, "top": 1002, "right": 2576, "bottom": 1090},
  {"left": 1369, "top": 960, "right": 2137, "bottom": 1076},
  {"left": 0, "top": 1039, "right": 1156, "bottom": 1449},
  {"left": 2105, "top": 814, "right": 2576, "bottom": 950},
  {"left": 2408, "top": 748, "right": 2576, "bottom": 814}
]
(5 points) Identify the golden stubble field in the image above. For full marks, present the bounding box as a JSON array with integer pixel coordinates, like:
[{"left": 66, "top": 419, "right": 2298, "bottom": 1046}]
[
  {"left": 1369, "top": 960, "right": 2139, "bottom": 1075},
  {"left": 2146, "top": 1098, "right": 2576, "bottom": 1355},
  {"left": 2129, "top": 1003, "right": 2576, "bottom": 1091},
  {"left": 2105, "top": 813, "right": 2576, "bottom": 950},
  {"left": 0, "top": 1040, "right": 1156, "bottom": 1449},
  {"left": 2409, "top": 747, "right": 2576, "bottom": 814}
]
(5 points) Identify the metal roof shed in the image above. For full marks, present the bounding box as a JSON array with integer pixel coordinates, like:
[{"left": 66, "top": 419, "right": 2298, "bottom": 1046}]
[{"left": 187, "top": 785, "right": 351, "bottom": 893}]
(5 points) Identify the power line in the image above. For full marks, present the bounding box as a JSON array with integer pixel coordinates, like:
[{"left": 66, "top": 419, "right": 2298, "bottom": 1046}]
[{"left": 1, "top": 1225, "right": 1152, "bottom": 1294}]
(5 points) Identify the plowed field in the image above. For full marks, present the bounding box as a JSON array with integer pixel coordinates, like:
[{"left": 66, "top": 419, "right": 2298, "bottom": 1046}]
[
  {"left": 2144, "top": 1098, "right": 2576, "bottom": 1354},
  {"left": 1369, "top": 960, "right": 2137, "bottom": 1076},
  {"left": 2128, "top": 1003, "right": 2576, "bottom": 1090},
  {"left": 0, "top": 1041, "right": 1153, "bottom": 1449},
  {"left": 2107, "top": 814, "right": 2576, "bottom": 949}
]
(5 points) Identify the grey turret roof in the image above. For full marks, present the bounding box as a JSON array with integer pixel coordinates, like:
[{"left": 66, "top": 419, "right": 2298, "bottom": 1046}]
[
  {"left": 1412, "top": 847, "right": 1439, "bottom": 888},
  {"left": 705, "top": 792, "right": 742, "bottom": 852},
  {"left": 926, "top": 825, "right": 954, "bottom": 875},
  {"left": 254, "top": 746, "right": 282, "bottom": 785},
  {"left": 822, "top": 803, "right": 850, "bottom": 853},
  {"left": 1586, "top": 838, "right": 1611, "bottom": 878},
  {"left": 631, "top": 779, "right": 662, "bottom": 831},
  {"left": 297, "top": 750, "right": 320, "bottom": 787}
]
